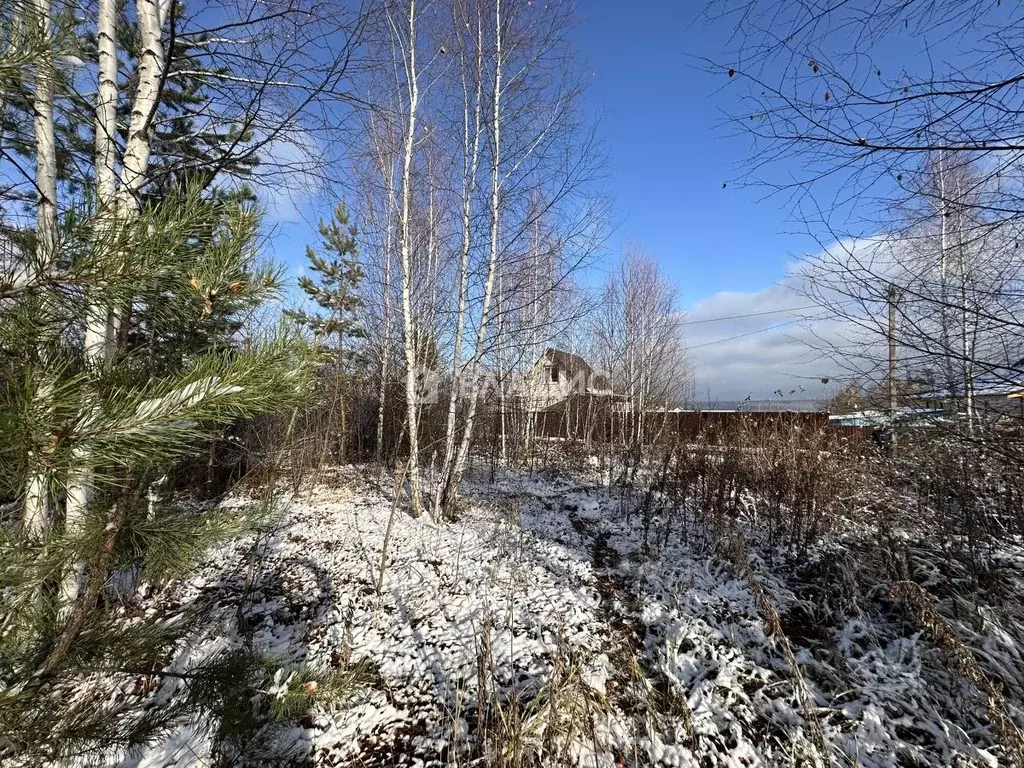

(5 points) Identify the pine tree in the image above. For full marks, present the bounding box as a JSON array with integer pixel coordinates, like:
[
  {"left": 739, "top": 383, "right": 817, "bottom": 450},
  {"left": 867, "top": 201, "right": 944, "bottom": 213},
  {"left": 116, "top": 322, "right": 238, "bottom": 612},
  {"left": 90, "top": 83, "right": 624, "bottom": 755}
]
[
  {"left": 2, "top": 0, "right": 259, "bottom": 390},
  {"left": 286, "top": 203, "right": 365, "bottom": 462},
  {"left": 0, "top": 189, "right": 353, "bottom": 764},
  {"left": 1, "top": 7, "right": 363, "bottom": 762}
]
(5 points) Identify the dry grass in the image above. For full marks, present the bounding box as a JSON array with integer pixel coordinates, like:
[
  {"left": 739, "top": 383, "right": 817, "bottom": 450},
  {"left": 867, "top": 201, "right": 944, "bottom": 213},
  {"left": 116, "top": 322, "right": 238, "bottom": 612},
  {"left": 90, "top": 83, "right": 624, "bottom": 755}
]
[
  {"left": 448, "top": 615, "right": 613, "bottom": 768},
  {"left": 596, "top": 422, "right": 1024, "bottom": 765},
  {"left": 724, "top": 537, "right": 828, "bottom": 764},
  {"left": 892, "top": 579, "right": 1024, "bottom": 768}
]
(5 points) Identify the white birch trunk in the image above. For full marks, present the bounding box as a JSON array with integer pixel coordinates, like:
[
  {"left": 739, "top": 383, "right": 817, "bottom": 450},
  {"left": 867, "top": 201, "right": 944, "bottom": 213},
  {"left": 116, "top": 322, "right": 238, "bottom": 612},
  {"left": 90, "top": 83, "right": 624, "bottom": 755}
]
[
  {"left": 956, "top": 175, "right": 977, "bottom": 431},
  {"left": 524, "top": 212, "right": 541, "bottom": 450},
  {"left": 426, "top": 157, "right": 439, "bottom": 329},
  {"left": 497, "top": 272, "right": 508, "bottom": 464},
  {"left": 433, "top": 12, "right": 483, "bottom": 518},
  {"left": 947, "top": 169, "right": 976, "bottom": 432},
  {"left": 448, "top": 0, "right": 504, "bottom": 503},
  {"left": 23, "top": 0, "right": 58, "bottom": 536},
  {"left": 376, "top": 152, "right": 397, "bottom": 465},
  {"left": 119, "top": 0, "right": 168, "bottom": 207},
  {"left": 396, "top": 0, "right": 424, "bottom": 516},
  {"left": 64, "top": 0, "right": 167, "bottom": 606},
  {"left": 94, "top": 0, "right": 118, "bottom": 206},
  {"left": 935, "top": 153, "right": 956, "bottom": 402},
  {"left": 63, "top": 0, "right": 122, "bottom": 606},
  {"left": 958, "top": 239, "right": 976, "bottom": 431}
]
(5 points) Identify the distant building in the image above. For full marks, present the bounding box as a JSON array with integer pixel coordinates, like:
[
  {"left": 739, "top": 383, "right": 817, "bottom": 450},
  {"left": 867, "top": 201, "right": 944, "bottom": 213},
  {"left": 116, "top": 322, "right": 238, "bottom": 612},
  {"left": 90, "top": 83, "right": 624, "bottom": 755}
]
[
  {"left": 521, "top": 348, "right": 617, "bottom": 412},
  {"left": 827, "top": 408, "right": 946, "bottom": 428},
  {"left": 828, "top": 410, "right": 889, "bottom": 428},
  {"left": 910, "top": 376, "right": 1024, "bottom": 420}
]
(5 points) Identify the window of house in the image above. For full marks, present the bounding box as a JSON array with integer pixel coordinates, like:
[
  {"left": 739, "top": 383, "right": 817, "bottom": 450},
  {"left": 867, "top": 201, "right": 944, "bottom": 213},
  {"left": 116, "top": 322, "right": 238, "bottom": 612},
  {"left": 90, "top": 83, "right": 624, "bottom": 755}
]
[{"left": 550, "top": 365, "right": 559, "bottom": 383}]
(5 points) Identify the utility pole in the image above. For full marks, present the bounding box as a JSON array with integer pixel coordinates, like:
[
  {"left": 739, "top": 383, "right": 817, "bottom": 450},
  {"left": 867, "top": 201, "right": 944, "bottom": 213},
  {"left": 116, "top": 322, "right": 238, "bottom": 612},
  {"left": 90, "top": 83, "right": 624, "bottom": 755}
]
[{"left": 887, "top": 282, "right": 898, "bottom": 419}]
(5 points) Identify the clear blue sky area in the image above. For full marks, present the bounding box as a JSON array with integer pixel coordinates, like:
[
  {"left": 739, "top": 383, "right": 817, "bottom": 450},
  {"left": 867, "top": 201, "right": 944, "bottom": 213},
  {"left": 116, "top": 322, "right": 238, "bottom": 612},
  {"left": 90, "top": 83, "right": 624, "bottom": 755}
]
[{"left": 571, "top": 1, "right": 819, "bottom": 304}]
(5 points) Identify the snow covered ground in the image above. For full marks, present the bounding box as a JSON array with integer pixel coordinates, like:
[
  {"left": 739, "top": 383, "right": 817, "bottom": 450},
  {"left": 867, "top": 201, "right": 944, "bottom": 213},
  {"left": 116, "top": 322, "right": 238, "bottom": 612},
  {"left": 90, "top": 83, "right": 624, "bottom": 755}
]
[{"left": 128, "top": 465, "right": 1024, "bottom": 767}]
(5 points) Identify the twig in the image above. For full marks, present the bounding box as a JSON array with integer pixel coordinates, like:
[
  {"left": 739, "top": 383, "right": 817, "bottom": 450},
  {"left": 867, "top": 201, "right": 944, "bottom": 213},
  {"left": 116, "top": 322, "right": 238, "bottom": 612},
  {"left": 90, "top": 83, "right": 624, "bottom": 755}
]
[{"left": 376, "top": 461, "right": 409, "bottom": 599}]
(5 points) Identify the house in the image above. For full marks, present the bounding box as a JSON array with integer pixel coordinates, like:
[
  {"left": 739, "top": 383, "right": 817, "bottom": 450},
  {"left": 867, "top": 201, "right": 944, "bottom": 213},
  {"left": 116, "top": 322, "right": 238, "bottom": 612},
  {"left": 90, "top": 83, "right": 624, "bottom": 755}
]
[
  {"left": 522, "top": 348, "right": 617, "bottom": 412},
  {"left": 827, "top": 407, "right": 946, "bottom": 428},
  {"left": 910, "top": 366, "right": 1024, "bottom": 420},
  {"left": 970, "top": 381, "right": 1024, "bottom": 418}
]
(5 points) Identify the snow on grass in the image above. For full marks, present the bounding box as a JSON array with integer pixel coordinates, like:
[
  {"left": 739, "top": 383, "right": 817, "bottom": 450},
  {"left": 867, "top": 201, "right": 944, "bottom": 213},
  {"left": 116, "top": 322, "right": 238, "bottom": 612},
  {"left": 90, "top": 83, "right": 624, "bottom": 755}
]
[
  {"left": 126, "top": 465, "right": 1024, "bottom": 767},
  {"left": 131, "top": 470, "right": 614, "bottom": 765}
]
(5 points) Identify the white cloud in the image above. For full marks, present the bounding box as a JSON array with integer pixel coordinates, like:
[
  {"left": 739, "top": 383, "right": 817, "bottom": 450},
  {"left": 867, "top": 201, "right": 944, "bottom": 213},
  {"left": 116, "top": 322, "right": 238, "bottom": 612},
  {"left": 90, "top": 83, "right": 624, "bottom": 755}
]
[
  {"left": 255, "top": 130, "right": 326, "bottom": 224},
  {"left": 683, "top": 239, "right": 887, "bottom": 405}
]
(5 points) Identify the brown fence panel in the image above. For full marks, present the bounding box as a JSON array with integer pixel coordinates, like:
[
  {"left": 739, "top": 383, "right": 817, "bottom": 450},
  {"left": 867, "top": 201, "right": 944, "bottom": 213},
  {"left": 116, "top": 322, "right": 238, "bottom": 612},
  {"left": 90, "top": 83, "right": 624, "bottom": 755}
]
[{"left": 530, "top": 406, "right": 868, "bottom": 445}]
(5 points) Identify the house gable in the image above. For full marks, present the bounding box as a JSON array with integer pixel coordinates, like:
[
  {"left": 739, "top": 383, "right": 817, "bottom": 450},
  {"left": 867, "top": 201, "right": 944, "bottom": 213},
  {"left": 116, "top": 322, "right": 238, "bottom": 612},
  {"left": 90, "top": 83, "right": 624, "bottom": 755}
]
[{"left": 523, "top": 348, "right": 616, "bottom": 410}]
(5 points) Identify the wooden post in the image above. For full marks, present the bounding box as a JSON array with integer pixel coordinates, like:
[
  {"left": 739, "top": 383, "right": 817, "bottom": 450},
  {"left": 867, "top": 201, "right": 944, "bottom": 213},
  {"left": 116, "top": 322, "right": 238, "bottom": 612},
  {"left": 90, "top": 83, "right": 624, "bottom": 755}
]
[{"left": 888, "top": 283, "right": 898, "bottom": 419}]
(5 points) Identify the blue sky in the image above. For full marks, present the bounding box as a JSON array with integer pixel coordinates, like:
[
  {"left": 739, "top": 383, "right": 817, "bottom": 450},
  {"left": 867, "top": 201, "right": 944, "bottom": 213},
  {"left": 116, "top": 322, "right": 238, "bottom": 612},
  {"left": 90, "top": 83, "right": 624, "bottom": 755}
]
[
  {"left": 571, "top": 1, "right": 821, "bottom": 303},
  {"left": 567, "top": 2, "right": 843, "bottom": 401}
]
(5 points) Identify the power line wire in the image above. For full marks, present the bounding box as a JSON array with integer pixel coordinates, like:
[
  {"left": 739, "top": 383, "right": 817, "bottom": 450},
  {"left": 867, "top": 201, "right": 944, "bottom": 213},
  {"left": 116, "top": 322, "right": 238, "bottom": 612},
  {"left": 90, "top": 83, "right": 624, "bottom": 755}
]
[
  {"left": 687, "top": 318, "right": 804, "bottom": 350},
  {"left": 683, "top": 303, "right": 825, "bottom": 324}
]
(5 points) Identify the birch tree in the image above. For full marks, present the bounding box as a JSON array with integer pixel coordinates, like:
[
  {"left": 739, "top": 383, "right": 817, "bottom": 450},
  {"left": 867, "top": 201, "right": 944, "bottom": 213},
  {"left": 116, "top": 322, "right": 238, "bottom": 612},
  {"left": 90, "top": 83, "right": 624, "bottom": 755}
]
[
  {"left": 432, "top": 0, "right": 603, "bottom": 514},
  {"left": 22, "top": 0, "right": 58, "bottom": 537},
  {"left": 712, "top": 0, "right": 1024, "bottom": 421},
  {"left": 360, "top": 0, "right": 601, "bottom": 512},
  {"left": 432, "top": 0, "right": 484, "bottom": 515},
  {"left": 431, "top": 0, "right": 494, "bottom": 517},
  {"left": 808, "top": 167, "right": 1022, "bottom": 417},
  {"left": 439, "top": 0, "right": 505, "bottom": 515},
  {"left": 386, "top": 0, "right": 428, "bottom": 516},
  {"left": 360, "top": 109, "right": 401, "bottom": 463},
  {"left": 909, "top": 155, "right": 989, "bottom": 426},
  {"left": 593, "top": 247, "right": 688, "bottom": 445},
  {"left": 4, "top": 0, "right": 368, "bottom": 209}
]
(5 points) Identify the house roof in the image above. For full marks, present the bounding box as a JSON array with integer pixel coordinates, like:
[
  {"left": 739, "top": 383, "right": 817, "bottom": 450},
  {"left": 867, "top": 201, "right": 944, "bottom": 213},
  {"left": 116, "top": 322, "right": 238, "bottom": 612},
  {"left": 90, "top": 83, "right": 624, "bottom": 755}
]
[
  {"left": 828, "top": 407, "right": 947, "bottom": 428},
  {"left": 541, "top": 348, "right": 593, "bottom": 377},
  {"left": 912, "top": 357, "right": 1024, "bottom": 401},
  {"left": 538, "top": 348, "right": 615, "bottom": 393},
  {"left": 914, "top": 381, "right": 1024, "bottom": 400}
]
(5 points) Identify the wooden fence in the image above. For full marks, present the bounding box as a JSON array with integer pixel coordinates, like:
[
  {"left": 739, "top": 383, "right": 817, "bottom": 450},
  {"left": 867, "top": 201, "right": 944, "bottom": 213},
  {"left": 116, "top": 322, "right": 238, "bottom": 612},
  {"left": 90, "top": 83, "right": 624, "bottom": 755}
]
[{"left": 530, "top": 399, "right": 869, "bottom": 444}]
